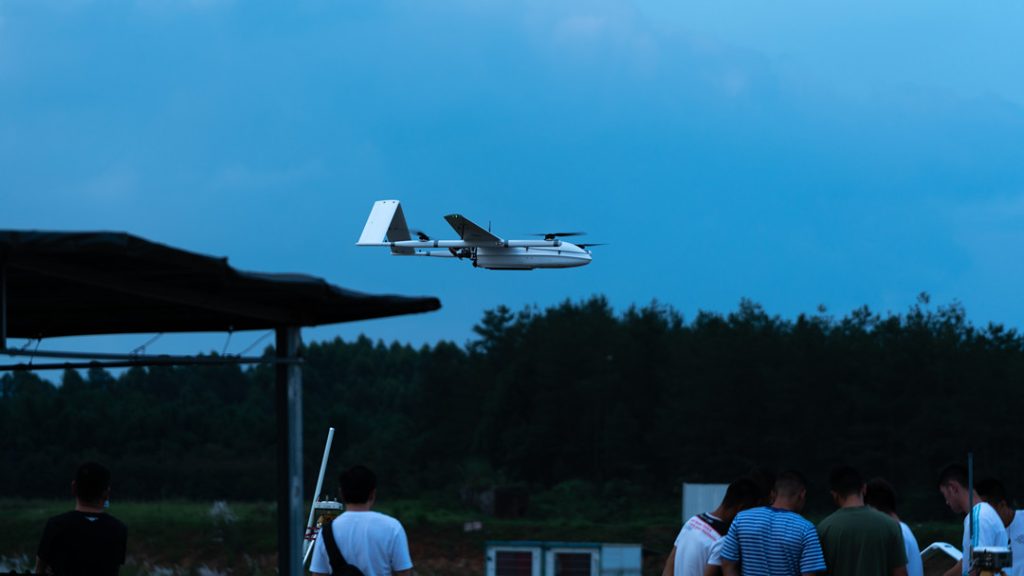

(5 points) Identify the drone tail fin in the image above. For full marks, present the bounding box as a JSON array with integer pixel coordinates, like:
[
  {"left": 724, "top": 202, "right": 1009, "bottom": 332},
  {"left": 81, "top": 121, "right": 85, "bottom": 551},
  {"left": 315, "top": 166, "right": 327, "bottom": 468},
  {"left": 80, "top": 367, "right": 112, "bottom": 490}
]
[{"left": 357, "top": 200, "right": 415, "bottom": 254}]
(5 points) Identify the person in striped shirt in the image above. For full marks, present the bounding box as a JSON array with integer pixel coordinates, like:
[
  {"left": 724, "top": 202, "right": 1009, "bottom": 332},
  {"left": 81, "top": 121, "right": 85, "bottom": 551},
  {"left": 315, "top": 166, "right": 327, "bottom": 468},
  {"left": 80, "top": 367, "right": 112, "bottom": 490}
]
[{"left": 719, "top": 471, "right": 827, "bottom": 576}]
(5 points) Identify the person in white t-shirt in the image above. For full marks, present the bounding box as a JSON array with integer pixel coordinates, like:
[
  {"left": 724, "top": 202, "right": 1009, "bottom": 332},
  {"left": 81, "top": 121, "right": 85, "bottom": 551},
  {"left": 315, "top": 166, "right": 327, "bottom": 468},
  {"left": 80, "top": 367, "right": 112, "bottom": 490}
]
[
  {"left": 937, "top": 464, "right": 1009, "bottom": 576},
  {"left": 865, "top": 477, "right": 924, "bottom": 576},
  {"left": 661, "top": 478, "right": 763, "bottom": 576},
  {"left": 977, "top": 477, "right": 1024, "bottom": 576},
  {"left": 311, "top": 465, "right": 414, "bottom": 576}
]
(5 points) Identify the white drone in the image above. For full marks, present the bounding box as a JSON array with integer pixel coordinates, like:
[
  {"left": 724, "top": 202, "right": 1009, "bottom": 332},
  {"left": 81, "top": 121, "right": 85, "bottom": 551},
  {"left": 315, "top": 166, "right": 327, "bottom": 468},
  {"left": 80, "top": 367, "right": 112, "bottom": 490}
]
[{"left": 356, "top": 200, "right": 598, "bottom": 270}]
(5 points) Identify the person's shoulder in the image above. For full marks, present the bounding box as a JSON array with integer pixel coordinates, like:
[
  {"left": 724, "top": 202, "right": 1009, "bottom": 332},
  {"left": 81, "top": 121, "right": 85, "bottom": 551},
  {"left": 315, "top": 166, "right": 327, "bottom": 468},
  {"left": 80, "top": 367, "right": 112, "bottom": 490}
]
[
  {"left": 979, "top": 503, "right": 1006, "bottom": 524},
  {"left": 817, "top": 509, "right": 840, "bottom": 529},
  {"left": 100, "top": 513, "right": 127, "bottom": 531},
  {"left": 870, "top": 509, "right": 904, "bottom": 537},
  {"left": 779, "top": 509, "right": 815, "bottom": 531},
  {"left": 734, "top": 506, "right": 768, "bottom": 521},
  {"left": 44, "top": 510, "right": 81, "bottom": 528},
  {"left": 369, "top": 510, "right": 400, "bottom": 522},
  {"left": 979, "top": 502, "right": 1000, "bottom": 516},
  {"left": 364, "top": 511, "right": 405, "bottom": 530},
  {"left": 47, "top": 510, "right": 79, "bottom": 522},
  {"left": 680, "top": 514, "right": 701, "bottom": 531},
  {"left": 1011, "top": 512, "right": 1024, "bottom": 534},
  {"left": 860, "top": 506, "right": 899, "bottom": 526}
]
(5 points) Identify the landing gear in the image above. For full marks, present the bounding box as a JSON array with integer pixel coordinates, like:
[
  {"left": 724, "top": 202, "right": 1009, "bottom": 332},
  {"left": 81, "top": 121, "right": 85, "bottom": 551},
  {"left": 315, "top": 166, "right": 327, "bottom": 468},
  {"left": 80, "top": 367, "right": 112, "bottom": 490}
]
[{"left": 449, "top": 247, "right": 477, "bottom": 266}]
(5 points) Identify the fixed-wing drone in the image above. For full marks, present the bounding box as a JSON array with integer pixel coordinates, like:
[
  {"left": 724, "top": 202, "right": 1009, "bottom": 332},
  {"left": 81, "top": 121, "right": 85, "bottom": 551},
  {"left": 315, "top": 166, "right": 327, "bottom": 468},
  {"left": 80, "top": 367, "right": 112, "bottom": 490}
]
[{"left": 356, "top": 200, "right": 598, "bottom": 270}]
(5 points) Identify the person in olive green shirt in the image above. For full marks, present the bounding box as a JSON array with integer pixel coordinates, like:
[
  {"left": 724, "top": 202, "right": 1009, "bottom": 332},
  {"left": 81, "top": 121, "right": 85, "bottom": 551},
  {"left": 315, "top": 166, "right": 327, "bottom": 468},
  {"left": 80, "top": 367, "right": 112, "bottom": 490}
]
[{"left": 817, "top": 466, "right": 907, "bottom": 576}]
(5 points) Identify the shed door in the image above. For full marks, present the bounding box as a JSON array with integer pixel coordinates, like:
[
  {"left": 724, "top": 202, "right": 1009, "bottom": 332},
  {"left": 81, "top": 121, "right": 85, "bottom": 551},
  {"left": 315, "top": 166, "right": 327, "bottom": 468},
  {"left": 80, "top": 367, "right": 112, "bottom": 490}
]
[
  {"left": 546, "top": 548, "right": 599, "bottom": 576},
  {"left": 487, "top": 547, "right": 541, "bottom": 576}
]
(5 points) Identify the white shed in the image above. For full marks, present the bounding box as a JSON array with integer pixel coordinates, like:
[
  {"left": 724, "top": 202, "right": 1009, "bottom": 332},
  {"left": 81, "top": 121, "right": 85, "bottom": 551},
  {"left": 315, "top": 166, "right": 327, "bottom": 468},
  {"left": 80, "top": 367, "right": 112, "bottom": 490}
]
[
  {"left": 485, "top": 541, "right": 642, "bottom": 576},
  {"left": 681, "top": 482, "right": 729, "bottom": 522}
]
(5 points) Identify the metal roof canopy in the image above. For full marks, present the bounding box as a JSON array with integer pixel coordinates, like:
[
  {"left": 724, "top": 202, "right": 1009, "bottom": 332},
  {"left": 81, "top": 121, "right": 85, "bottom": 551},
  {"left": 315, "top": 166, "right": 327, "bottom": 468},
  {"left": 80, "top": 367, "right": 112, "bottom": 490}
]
[{"left": 0, "top": 230, "right": 441, "bottom": 575}]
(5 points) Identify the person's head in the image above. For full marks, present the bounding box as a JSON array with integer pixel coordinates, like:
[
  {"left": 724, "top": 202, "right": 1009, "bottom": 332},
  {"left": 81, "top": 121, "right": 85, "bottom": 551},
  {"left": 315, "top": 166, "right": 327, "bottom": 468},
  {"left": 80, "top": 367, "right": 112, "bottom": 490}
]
[
  {"left": 772, "top": 470, "right": 808, "bottom": 512},
  {"left": 977, "top": 478, "right": 1010, "bottom": 510},
  {"left": 864, "top": 477, "right": 898, "bottom": 516},
  {"left": 937, "top": 463, "right": 972, "bottom": 514},
  {"left": 339, "top": 465, "right": 377, "bottom": 506},
  {"left": 718, "top": 477, "right": 763, "bottom": 521},
  {"left": 747, "top": 468, "right": 776, "bottom": 505},
  {"left": 72, "top": 462, "right": 111, "bottom": 506},
  {"left": 829, "top": 465, "right": 865, "bottom": 506}
]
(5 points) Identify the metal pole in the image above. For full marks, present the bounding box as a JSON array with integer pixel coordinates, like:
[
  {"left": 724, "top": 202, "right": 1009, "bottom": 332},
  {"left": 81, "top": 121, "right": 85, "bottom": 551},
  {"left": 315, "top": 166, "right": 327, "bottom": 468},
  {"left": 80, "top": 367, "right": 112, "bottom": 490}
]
[
  {"left": 1, "top": 263, "right": 7, "bottom": 351},
  {"left": 277, "top": 327, "right": 304, "bottom": 576},
  {"left": 0, "top": 348, "right": 300, "bottom": 363},
  {"left": 0, "top": 358, "right": 296, "bottom": 372},
  {"left": 967, "top": 451, "right": 974, "bottom": 576}
]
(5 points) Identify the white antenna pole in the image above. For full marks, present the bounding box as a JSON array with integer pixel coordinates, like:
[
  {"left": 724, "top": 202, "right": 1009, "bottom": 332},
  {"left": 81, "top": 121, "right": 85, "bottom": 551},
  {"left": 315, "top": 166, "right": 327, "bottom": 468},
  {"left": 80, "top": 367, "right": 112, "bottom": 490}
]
[
  {"left": 302, "top": 427, "right": 336, "bottom": 563},
  {"left": 966, "top": 451, "right": 974, "bottom": 576}
]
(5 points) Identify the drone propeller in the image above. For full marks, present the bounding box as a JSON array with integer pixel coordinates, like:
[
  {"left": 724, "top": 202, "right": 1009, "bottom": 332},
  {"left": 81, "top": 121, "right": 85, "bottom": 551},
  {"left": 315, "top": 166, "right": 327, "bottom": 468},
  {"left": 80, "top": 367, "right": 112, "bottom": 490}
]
[
  {"left": 532, "top": 231, "right": 586, "bottom": 241},
  {"left": 411, "top": 230, "right": 431, "bottom": 242}
]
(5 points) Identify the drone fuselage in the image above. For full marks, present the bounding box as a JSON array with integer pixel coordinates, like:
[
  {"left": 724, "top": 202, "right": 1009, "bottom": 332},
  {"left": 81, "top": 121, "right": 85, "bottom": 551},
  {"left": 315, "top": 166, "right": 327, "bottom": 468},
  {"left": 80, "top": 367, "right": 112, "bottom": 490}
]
[
  {"left": 357, "top": 200, "right": 594, "bottom": 271},
  {"left": 473, "top": 244, "right": 591, "bottom": 270}
]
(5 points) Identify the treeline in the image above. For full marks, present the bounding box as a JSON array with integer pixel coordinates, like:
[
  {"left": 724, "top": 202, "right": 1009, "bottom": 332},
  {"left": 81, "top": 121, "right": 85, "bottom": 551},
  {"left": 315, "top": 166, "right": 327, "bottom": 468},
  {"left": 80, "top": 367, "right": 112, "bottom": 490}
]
[{"left": 2, "top": 295, "right": 1023, "bottom": 519}]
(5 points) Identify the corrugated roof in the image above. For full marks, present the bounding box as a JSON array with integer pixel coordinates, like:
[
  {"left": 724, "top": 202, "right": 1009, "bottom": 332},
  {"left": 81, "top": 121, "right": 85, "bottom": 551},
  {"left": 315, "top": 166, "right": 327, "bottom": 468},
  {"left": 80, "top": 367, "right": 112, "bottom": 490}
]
[{"left": 0, "top": 230, "right": 440, "bottom": 338}]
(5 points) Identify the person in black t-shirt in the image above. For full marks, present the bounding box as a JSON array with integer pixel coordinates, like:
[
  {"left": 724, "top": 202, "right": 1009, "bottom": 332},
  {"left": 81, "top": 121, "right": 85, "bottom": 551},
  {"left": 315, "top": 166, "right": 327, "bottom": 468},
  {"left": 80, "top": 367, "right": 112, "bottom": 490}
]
[{"left": 35, "top": 461, "right": 127, "bottom": 576}]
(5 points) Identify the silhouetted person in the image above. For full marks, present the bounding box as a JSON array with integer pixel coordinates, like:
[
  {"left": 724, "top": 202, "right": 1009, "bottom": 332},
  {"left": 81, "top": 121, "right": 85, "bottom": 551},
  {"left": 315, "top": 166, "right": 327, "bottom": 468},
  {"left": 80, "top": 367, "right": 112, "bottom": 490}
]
[
  {"left": 937, "top": 464, "right": 1008, "bottom": 576},
  {"left": 817, "top": 466, "right": 907, "bottom": 576},
  {"left": 865, "top": 477, "right": 924, "bottom": 576},
  {"left": 976, "top": 478, "right": 1023, "bottom": 576},
  {"left": 310, "top": 465, "right": 413, "bottom": 576},
  {"left": 35, "top": 461, "right": 127, "bottom": 576},
  {"left": 662, "top": 477, "right": 763, "bottom": 576},
  {"left": 719, "top": 470, "right": 826, "bottom": 576}
]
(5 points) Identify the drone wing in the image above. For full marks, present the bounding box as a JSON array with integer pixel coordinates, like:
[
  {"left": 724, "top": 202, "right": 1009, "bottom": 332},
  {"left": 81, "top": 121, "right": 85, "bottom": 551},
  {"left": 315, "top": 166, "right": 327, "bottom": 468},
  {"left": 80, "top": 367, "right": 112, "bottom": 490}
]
[{"left": 444, "top": 214, "right": 502, "bottom": 244}]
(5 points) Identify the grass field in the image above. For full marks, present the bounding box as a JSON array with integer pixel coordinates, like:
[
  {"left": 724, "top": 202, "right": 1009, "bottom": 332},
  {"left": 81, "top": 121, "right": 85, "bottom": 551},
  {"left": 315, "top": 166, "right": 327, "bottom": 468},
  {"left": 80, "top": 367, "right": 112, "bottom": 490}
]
[{"left": 0, "top": 499, "right": 963, "bottom": 575}]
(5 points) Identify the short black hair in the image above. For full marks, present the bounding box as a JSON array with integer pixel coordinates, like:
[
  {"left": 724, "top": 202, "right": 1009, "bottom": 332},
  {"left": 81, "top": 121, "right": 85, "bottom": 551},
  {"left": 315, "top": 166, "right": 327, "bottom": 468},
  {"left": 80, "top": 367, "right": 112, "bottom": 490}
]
[
  {"left": 721, "top": 477, "right": 763, "bottom": 510},
  {"left": 937, "top": 463, "right": 969, "bottom": 489},
  {"left": 775, "top": 470, "right": 808, "bottom": 498},
  {"left": 976, "top": 478, "right": 1008, "bottom": 506},
  {"left": 829, "top": 465, "right": 865, "bottom": 497},
  {"left": 746, "top": 468, "right": 776, "bottom": 504},
  {"left": 865, "top": 477, "right": 898, "bottom": 515},
  {"left": 339, "top": 465, "right": 377, "bottom": 504},
  {"left": 75, "top": 462, "right": 111, "bottom": 503}
]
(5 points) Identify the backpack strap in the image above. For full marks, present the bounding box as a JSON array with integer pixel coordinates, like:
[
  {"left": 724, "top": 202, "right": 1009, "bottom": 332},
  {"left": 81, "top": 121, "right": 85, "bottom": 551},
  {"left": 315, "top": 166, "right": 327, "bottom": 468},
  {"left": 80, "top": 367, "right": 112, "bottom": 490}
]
[{"left": 320, "top": 518, "right": 358, "bottom": 575}]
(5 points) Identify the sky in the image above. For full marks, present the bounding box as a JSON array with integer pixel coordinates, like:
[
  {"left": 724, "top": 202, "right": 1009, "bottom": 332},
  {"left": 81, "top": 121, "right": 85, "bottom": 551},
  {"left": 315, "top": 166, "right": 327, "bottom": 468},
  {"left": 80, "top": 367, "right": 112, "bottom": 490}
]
[{"left": 2, "top": 0, "right": 1023, "bottom": 360}]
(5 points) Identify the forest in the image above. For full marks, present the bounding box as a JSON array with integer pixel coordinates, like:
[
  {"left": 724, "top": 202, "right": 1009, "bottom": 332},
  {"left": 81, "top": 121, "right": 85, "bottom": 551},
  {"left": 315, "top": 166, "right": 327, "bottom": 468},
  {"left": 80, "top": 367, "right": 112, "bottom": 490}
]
[{"left": 2, "top": 294, "right": 1021, "bottom": 520}]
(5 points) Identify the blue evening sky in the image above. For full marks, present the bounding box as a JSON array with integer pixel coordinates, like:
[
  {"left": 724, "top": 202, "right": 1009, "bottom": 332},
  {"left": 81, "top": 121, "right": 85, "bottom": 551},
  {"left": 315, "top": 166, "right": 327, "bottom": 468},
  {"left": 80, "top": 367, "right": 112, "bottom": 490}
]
[{"left": 2, "top": 0, "right": 1023, "bottom": 360}]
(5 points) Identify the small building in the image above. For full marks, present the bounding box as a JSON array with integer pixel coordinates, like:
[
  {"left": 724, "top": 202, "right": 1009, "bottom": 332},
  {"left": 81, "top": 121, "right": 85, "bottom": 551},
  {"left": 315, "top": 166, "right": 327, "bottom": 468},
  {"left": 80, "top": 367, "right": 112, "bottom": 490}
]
[{"left": 485, "top": 541, "right": 642, "bottom": 576}]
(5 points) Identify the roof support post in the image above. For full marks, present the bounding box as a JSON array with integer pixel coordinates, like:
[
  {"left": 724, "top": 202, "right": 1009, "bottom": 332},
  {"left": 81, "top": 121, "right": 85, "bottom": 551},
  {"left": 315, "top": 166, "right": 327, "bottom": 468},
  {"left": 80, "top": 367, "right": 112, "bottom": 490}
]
[
  {"left": 1, "top": 263, "right": 7, "bottom": 351},
  {"left": 276, "top": 327, "right": 303, "bottom": 576}
]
